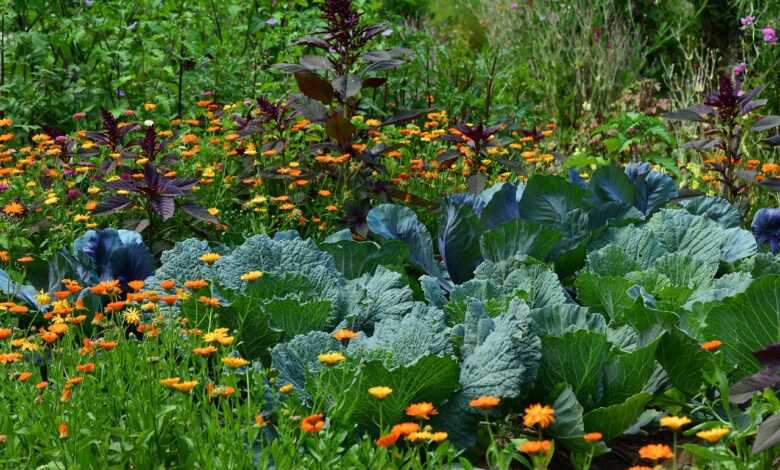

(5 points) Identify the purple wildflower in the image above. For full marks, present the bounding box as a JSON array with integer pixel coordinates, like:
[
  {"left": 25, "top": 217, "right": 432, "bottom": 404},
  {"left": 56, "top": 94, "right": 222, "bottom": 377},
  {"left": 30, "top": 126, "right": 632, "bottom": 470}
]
[{"left": 762, "top": 27, "right": 777, "bottom": 44}]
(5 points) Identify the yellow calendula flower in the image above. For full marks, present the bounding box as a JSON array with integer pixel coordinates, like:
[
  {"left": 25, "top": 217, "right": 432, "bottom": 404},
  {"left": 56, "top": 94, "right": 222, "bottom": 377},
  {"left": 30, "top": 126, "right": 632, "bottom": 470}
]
[
  {"left": 368, "top": 386, "right": 393, "bottom": 400},
  {"left": 660, "top": 416, "right": 692, "bottom": 431},
  {"left": 198, "top": 253, "right": 221, "bottom": 265},
  {"left": 222, "top": 356, "right": 250, "bottom": 368},
  {"left": 240, "top": 271, "right": 263, "bottom": 282},
  {"left": 697, "top": 427, "right": 730, "bottom": 443},
  {"left": 318, "top": 351, "right": 346, "bottom": 366},
  {"left": 36, "top": 290, "right": 52, "bottom": 306}
]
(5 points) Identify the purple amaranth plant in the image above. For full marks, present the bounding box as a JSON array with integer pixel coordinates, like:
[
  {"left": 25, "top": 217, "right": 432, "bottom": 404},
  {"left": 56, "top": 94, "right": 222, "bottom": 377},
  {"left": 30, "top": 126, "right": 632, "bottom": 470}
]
[
  {"left": 664, "top": 75, "right": 780, "bottom": 208},
  {"left": 94, "top": 162, "right": 218, "bottom": 225}
]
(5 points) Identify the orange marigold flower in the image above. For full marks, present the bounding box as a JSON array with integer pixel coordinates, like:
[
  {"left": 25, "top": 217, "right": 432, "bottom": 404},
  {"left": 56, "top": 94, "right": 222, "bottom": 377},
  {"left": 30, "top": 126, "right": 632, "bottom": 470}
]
[
  {"left": 58, "top": 423, "right": 68, "bottom": 439},
  {"left": 35, "top": 381, "right": 49, "bottom": 390},
  {"left": 0, "top": 328, "right": 11, "bottom": 340},
  {"left": 301, "top": 413, "right": 325, "bottom": 433},
  {"left": 376, "top": 432, "right": 401, "bottom": 448},
  {"left": 127, "top": 280, "right": 145, "bottom": 292},
  {"left": 18, "top": 371, "right": 33, "bottom": 382},
  {"left": 332, "top": 329, "right": 358, "bottom": 341},
  {"left": 406, "top": 402, "right": 438, "bottom": 420},
  {"left": 159, "top": 280, "right": 176, "bottom": 290},
  {"left": 523, "top": 403, "right": 556, "bottom": 429},
  {"left": 255, "top": 415, "right": 266, "bottom": 427},
  {"left": 518, "top": 440, "right": 552, "bottom": 454},
  {"left": 0, "top": 251, "right": 9, "bottom": 263},
  {"left": 391, "top": 422, "right": 420, "bottom": 436},
  {"left": 701, "top": 340, "right": 722, "bottom": 352},
  {"left": 584, "top": 432, "right": 603, "bottom": 442},
  {"left": 469, "top": 395, "right": 501, "bottom": 410},
  {"left": 638, "top": 443, "right": 673, "bottom": 461}
]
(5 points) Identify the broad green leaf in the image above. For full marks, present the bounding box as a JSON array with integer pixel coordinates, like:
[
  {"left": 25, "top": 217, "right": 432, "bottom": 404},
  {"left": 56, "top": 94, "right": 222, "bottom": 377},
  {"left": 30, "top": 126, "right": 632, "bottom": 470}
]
[
  {"left": 480, "top": 219, "right": 561, "bottom": 262},
  {"left": 322, "top": 239, "right": 408, "bottom": 279},
  {"left": 704, "top": 276, "right": 780, "bottom": 376},
  {"left": 538, "top": 330, "right": 610, "bottom": 409},
  {"left": 583, "top": 392, "right": 653, "bottom": 441}
]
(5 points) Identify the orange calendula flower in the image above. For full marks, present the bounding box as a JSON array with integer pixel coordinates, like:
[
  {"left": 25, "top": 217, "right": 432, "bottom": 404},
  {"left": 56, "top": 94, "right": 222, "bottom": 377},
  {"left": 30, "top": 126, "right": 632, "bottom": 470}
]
[
  {"left": 518, "top": 440, "right": 552, "bottom": 454},
  {"left": 160, "top": 377, "right": 181, "bottom": 388},
  {"left": 701, "top": 340, "right": 722, "bottom": 352},
  {"left": 255, "top": 415, "right": 266, "bottom": 427},
  {"left": 406, "top": 402, "right": 438, "bottom": 420},
  {"left": 193, "top": 346, "right": 218, "bottom": 357},
  {"left": 375, "top": 432, "right": 401, "bottom": 448},
  {"left": 171, "top": 380, "right": 199, "bottom": 393},
  {"left": 159, "top": 280, "right": 176, "bottom": 290},
  {"left": 17, "top": 371, "right": 33, "bottom": 382},
  {"left": 58, "top": 423, "right": 68, "bottom": 439},
  {"left": 99, "top": 340, "right": 118, "bottom": 350},
  {"left": 198, "top": 296, "right": 220, "bottom": 308},
  {"left": 222, "top": 356, "right": 250, "bottom": 368},
  {"left": 391, "top": 422, "right": 420, "bottom": 436},
  {"left": 638, "top": 443, "right": 673, "bottom": 461},
  {"left": 184, "top": 279, "right": 208, "bottom": 290},
  {"left": 76, "top": 362, "right": 95, "bottom": 373},
  {"left": 523, "top": 403, "right": 556, "bottom": 429},
  {"left": 332, "top": 329, "right": 358, "bottom": 341},
  {"left": 696, "top": 427, "right": 730, "bottom": 443},
  {"left": 35, "top": 381, "right": 49, "bottom": 390},
  {"left": 127, "top": 280, "right": 145, "bottom": 292},
  {"left": 2, "top": 201, "right": 25, "bottom": 216},
  {"left": 0, "top": 328, "right": 11, "bottom": 340},
  {"left": 583, "top": 432, "right": 602, "bottom": 442},
  {"left": 300, "top": 413, "right": 325, "bottom": 433},
  {"left": 660, "top": 416, "right": 691, "bottom": 431},
  {"left": 9, "top": 305, "right": 28, "bottom": 314},
  {"left": 39, "top": 330, "right": 58, "bottom": 344},
  {"left": 368, "top": 386, "right": 393, "bottom": 400},
  {"left": 469, "top": 395, "right": 501, "bottom": 410}
]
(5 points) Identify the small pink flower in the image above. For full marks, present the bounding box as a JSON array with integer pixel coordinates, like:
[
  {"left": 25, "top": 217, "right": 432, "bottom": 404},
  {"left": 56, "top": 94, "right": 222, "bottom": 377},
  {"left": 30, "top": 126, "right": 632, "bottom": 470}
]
[
  {"left": 762, "top": 27, "right": 777, "bottom": 44},
  {"left": 740, "top": 16, "right": 755, "bottom": 26},
  {"left": 734, "top": 62, "right": 747, "bottom": 76}
]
